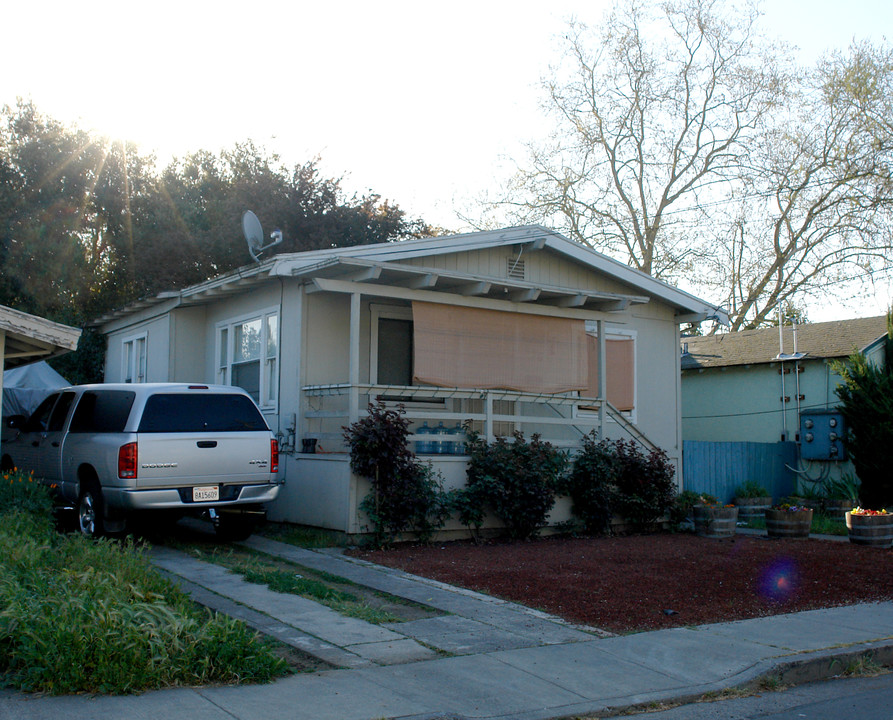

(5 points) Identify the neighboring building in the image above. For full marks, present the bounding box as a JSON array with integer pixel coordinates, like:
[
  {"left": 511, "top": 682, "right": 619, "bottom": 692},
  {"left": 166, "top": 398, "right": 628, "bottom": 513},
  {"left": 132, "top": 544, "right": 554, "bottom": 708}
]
[
  {"left": 95, "top": 225, "right": 727, "bottom": 534},
  {"left": 682, "top": 316, "right": 887, "bottom": 443},
  {"left": 681, "top": 316, "right": 888, "bottom": 495}
]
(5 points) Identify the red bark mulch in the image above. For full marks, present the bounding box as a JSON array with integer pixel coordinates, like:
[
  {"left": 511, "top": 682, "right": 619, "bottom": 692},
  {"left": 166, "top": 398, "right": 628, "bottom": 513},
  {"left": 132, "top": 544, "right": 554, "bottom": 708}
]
[{"left": 352, "top": 533, "right": 893, "bottom": 634}]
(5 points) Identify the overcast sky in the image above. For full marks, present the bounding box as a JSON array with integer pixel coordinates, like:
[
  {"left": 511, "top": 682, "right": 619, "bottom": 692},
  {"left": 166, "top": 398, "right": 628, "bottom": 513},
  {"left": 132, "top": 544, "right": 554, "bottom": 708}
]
[{"left": 3, "top": 0, "right": 891, "bottom": 319}]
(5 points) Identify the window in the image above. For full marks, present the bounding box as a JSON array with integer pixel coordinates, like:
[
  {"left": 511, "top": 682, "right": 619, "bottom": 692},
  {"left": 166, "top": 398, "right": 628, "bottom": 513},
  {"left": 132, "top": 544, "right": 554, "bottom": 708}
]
[
  {"left": 47, "top": 392, "right": 76, "bottom": 432},
  {"left": 24, "top": 394, "right": 60, "bottom": 433},
  {"left": 138, "top": 394, "right": 268, "bottom": 433},
  {"left": 69, "top": 391, "right": 136, "bottom": 433},
  {"left": 217, "top": 309, "right": 279, "bottom": 408},
  {"left": 122, "top": 333, "right": 147, "bottom": 383}
]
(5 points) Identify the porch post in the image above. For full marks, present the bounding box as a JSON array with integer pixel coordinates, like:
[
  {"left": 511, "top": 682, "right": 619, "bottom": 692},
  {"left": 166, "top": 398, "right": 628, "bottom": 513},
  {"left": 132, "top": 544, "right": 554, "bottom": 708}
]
[
  {"left": 597, "top": 319, "right": 607, "bottom": 439},
  {"left": 485, "top": 392, "right": 494, "bottom": 443},
  {"left": 349, "top": 292, "right": 361, "bottom": 426}
]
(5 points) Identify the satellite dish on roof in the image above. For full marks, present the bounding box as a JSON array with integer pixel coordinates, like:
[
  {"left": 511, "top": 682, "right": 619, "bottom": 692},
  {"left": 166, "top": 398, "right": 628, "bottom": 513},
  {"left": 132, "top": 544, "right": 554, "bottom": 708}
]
[{"left": 242, "top": 210, "right": 283, "bottom": 262}]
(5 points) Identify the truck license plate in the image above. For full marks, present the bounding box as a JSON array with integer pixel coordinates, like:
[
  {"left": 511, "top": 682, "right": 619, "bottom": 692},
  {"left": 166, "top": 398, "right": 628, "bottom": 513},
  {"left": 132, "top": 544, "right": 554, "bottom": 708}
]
[{"left": 193, "top": 486, "right": 219, "bottom": 502}]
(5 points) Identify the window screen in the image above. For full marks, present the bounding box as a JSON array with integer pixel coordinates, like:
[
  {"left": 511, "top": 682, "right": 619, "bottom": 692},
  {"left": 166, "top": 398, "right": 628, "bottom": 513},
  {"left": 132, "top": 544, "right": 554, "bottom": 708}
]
[
  {"left": 411, "top": 301, "right": 588, "bottom": 393},
  {"left": 137, "top": 394, "right": 268, "bottom": 433}
]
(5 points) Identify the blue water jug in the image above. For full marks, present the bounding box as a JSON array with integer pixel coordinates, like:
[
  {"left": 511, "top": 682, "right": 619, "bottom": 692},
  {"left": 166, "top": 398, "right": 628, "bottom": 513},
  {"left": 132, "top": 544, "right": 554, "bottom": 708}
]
[{"left": 415, "top": 422, "right": 433, "bottom": 454}]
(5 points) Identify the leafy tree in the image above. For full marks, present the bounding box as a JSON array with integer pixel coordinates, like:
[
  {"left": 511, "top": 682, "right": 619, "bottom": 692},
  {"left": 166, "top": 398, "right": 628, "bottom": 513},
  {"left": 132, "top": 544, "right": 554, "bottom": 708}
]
[
  {"left": 833, "top": 315, "right": 893, "bottom": 509},
  {"left": 0, "top": 102, "right": 438, "bottom": 381}
]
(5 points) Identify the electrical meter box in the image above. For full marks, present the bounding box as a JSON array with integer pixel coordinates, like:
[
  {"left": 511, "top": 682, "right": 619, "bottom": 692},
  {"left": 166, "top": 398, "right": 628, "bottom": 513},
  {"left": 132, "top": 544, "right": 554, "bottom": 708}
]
[{"left": 799, "top": 409, "right": 846, "bottom": 461}]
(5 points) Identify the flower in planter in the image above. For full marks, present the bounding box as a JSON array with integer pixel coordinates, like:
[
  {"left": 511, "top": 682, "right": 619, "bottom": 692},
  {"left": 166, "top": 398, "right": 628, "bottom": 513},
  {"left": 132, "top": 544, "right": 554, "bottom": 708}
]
[
  {"left": 696, "top": 495, "right": 735, "bottom": 508},
  {"left": 850, "top": 507, "right": 889, "bottom": 516},
  {"left": 771, "top": 503, "right": 811, "bottom": 512}
]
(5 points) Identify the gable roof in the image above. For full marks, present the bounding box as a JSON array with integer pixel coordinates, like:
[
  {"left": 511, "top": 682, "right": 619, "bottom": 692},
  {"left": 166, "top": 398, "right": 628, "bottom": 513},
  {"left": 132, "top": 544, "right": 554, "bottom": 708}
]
[
  {"left": 681, "top": 315, "right": 889, "bottom": 371},
  {"left": 93, "top": 225, "right": 729, "bottom": 328}
]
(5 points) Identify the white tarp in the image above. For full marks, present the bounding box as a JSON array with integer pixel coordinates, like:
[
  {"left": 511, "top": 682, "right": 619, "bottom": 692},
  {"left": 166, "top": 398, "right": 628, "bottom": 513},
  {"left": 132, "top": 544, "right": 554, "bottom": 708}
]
[{"left": 2, "top": 361, "right": 69, "bottom": 418}]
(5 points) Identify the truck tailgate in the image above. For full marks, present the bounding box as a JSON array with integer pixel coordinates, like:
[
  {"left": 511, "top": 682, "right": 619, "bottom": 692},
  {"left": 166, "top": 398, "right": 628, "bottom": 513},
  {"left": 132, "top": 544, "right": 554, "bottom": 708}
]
[{"left": 135, "top": 433, "right": 273, "bottom": 488}]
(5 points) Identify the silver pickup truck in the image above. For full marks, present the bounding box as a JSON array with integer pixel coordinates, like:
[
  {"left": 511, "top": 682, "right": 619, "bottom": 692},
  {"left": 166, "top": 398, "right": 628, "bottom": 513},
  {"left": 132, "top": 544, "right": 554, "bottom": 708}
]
[{"left": 1, "top": 383, "right": 282, "bottom": 538}]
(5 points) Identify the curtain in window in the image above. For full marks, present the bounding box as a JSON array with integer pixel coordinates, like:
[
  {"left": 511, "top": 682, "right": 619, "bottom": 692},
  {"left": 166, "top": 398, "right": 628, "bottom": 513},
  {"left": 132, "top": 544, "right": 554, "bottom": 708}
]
[
  {"left": 411, "top": 301, "right": 588, "bottom": 393},
  {"left": 585, "top": 335, "right": 635, "bottom": 411}
]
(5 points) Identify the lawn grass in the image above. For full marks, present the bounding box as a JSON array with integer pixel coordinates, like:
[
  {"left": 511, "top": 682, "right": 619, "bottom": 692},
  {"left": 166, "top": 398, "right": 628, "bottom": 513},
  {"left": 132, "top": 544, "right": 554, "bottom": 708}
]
[
  {"left": 0, "top": 470, "right": 290, "bottom": 695},
  {"left": 744, "top": 512, "right": 848, "bottom": 536},
  {"left": 180, "top": 543, "right": 406, "bottom": 624}
]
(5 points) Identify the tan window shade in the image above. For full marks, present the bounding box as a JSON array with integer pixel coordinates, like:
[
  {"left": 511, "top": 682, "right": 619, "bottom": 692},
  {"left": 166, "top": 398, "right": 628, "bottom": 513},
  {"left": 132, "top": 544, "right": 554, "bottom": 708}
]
[
  {"left": 585, "top": 335, "right": 635, "bottom": 411},
  {"left": 412, "top": 301, "right": 588, "bottom": 393}
]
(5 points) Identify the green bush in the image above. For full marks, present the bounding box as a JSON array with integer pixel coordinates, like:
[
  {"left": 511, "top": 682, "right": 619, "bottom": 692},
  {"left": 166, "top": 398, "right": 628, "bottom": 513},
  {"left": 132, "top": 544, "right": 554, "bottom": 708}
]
[
  {"left": 610, "top": 440, "right": 676, "bottom": 529},
  {"left": 0, "top": 470, "right": 288, "bottom": 695},
  {"left": 668, "top": 490, "right": 705, "bottom": 527},
  {"left": 0, "top": 468, "right": 55, "bottom": 521},
  {"left": 834, "top": 345, "right": 893, "bottom": 509},
  {"left": 345, "top": 402, "right": 451, "bottom": 545},
  {"left": 733, "top": 480, "right": 770, "bottom": 498},
  {"left": 562, "top": 433, "right": 616, "bottom": 534},
  {"left": 459, "top": 430, "right": 566, "bottom": 540}
]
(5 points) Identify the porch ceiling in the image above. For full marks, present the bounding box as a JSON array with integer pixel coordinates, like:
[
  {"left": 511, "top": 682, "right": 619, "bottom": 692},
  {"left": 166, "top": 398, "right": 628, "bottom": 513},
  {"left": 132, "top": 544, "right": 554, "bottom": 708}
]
[{"left": 289, "top": 257, "right": 649, "bottom": 313}]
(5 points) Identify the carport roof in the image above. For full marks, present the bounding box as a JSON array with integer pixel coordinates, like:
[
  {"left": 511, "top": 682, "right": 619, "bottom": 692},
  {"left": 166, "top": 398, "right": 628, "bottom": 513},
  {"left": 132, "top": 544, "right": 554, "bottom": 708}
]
[{"left": 0, "top": 305, "right": 81, "bottom": 369}]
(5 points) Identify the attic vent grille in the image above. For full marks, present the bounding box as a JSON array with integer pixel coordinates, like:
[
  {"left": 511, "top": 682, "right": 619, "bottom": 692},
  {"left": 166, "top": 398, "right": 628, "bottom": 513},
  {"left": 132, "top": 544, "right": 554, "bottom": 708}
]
[{"left": 507, "top": 257, "right": 526, "bottom": 280}]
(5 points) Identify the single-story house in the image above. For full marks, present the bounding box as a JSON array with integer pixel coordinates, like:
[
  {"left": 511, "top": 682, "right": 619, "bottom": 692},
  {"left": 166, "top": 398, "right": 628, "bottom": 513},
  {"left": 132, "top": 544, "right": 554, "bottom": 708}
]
[
  {"left": 95, "top": 225, "right": 727, "bottom": 534},
  {"left": 681, "top": 315, "right": 888, "bottom": 494},
  {"left": 0, "top": 304, "right": 81, "bottom": 436}
]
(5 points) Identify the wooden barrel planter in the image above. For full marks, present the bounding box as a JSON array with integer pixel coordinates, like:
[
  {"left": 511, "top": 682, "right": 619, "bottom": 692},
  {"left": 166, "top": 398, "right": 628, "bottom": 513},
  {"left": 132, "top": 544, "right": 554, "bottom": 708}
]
[
  {"left": 846, "top": 512, "right": 893, "bottom": 548},
  {"left": 735, "top": 496, "right": 772, "bottom": 523},
  {"left": 693, "top": 505, "right": 738, "bottom": 539},
  {"left": 824, "top": 499, "right": 855, "bottom": 520},
  {"left": 765, "top": 508, "right": 813, "bottom": 539}
]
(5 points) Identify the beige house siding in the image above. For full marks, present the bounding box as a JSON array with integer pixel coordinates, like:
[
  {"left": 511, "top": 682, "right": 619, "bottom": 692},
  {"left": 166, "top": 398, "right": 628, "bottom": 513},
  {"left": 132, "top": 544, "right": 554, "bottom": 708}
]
[{"left": 399, "top": 248, "right": 640, "bottom": 297}]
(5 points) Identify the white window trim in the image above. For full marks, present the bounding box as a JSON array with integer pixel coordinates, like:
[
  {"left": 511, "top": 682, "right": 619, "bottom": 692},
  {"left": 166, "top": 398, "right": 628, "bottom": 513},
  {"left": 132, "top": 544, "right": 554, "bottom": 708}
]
[
  {"left": 215, "top": 306, "right": 280, "bottom": 412},
  {"left": 121, "top": 332, "right": 148, "bottom": 384},
  {"left": 582, "top": 323, "right": 637, "bottom": 423}
]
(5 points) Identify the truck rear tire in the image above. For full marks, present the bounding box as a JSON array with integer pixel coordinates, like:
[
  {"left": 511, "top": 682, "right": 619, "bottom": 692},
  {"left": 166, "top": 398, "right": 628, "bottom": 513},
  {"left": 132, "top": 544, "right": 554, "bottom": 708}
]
[{"left": 78, "top": 483, "right": 105, "bottom": 537}]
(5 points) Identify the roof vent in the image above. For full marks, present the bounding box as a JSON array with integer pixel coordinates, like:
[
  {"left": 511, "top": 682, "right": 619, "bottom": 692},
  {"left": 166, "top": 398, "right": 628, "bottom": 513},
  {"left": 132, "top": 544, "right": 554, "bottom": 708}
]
[{"left": 507, "top": 256, "right": 526, "bottom": 280}]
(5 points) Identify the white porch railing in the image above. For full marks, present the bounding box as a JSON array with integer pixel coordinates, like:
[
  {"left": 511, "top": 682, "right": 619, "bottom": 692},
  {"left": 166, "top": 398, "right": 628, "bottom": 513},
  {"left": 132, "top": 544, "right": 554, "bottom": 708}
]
[{"left": 300, "top": 383, "right": 655, "bottom": 454}]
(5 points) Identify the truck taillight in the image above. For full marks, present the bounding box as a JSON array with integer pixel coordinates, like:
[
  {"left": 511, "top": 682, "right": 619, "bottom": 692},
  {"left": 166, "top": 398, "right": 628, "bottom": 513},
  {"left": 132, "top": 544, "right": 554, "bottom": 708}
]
[
  {"left": 118, "top": 442, "right": 138, "bottom": 479},
  {"left": 270, "top": 438, "right": 279, "bottom": 474}
]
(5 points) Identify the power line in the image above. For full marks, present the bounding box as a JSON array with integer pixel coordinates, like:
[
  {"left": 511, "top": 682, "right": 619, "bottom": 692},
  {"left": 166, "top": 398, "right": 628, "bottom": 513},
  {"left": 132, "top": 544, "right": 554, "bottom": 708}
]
[{"left": 683, "top": 401, "right": 837, "bottom": 421}]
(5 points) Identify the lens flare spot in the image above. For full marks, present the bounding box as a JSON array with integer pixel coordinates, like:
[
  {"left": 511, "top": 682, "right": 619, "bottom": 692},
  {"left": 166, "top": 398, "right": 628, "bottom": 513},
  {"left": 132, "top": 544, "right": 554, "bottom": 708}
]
[{"left": 758, "top": 558, "right": 800, "bottom": 603}]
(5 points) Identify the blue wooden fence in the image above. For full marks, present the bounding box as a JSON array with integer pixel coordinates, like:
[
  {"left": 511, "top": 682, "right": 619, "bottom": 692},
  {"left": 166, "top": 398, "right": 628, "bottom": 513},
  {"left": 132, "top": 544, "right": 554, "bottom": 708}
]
[{"left": 682, "top": 441, "right": 797, "bottom": 503}]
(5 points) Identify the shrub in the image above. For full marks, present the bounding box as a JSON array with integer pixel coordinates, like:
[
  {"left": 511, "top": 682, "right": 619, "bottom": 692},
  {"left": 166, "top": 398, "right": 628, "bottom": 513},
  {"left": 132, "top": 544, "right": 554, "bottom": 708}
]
[
  {"left": 733, "top": 480, "right": 770, "bottom": 498},
  {"left": 834, "top": 346, "right": 893, "bottom": 509},
  {"left": 0, "top": 468, "right": 55, "bottom": 522},
  {"left": 610, "top": 440, "right": 676, "bottom": 529},
  {"left": 562, "top": 432, "right": 616, "bottom": 534},
  {"left": 344, "top": 402, "right": 451, "bottom": 545},
  {"left": 668, "top": 490, "right": 705, "bottom": 527},
  {"left": 459, "top": 430, "right": 565, "bottom": 540}
]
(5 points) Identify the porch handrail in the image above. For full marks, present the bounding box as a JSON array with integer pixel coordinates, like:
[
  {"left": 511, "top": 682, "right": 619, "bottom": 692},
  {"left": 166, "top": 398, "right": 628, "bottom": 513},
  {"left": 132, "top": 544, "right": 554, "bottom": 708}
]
[{"left": 301, "top": 383, "right": 658, "bottom": 453}]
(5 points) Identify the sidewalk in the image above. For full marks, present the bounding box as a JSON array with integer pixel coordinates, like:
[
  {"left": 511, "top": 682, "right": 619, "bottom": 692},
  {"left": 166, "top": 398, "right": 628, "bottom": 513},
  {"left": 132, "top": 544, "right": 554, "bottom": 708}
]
[{"left": 2, "top": 535, "right": 891, "bottom": 720}]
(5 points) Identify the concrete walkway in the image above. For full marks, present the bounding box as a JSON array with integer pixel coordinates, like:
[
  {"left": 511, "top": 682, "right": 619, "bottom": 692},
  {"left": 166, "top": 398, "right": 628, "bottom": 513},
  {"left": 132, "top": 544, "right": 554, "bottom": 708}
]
[{"left": 2, "top": 536, "right": 892, "bottom": 720}]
